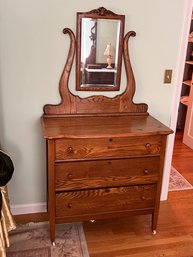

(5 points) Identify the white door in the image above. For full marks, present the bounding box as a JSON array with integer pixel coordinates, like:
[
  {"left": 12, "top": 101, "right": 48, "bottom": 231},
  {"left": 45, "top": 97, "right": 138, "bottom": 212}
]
[{"left": 183, "top": 75, "right": 193, "bottom": 149}]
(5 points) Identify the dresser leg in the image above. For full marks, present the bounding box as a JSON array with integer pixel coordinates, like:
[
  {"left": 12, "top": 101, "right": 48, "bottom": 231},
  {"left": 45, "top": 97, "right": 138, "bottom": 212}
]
[
  {"left": 50, "top": 221, "right": 55, "bottom": 243},
  {"left": 49, "top": 211, "right": 55, "bottom": 243},
  {"left": 151, "top": 212, "right": 158, "bottom": 235}
]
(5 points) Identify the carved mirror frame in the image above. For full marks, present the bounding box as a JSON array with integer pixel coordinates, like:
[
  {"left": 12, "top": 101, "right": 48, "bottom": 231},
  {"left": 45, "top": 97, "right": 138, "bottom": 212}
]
[
  {"left": 43, "top": 7, "right": 148, "bottom": 116},
  {"left": 76, "top": 7, "right": 125, "bottom": 91}
]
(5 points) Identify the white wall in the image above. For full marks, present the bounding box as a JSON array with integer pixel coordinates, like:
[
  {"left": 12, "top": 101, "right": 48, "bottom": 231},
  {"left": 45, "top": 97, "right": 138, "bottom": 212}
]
[{"left": 0, "top": 0, "right": 187, "bottom": 212}]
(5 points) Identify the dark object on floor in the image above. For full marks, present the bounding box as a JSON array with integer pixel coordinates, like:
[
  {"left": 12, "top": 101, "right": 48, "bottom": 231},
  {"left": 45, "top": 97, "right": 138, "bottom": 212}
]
[{"left": 0, "top": 150, "right": 14, "bottom": 216}]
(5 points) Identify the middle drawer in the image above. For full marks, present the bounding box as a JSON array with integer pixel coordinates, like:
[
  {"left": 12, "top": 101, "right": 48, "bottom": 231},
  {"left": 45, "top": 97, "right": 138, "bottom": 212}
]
[{"left": 55, "top": 157, "right": 159, "bottom": 191}]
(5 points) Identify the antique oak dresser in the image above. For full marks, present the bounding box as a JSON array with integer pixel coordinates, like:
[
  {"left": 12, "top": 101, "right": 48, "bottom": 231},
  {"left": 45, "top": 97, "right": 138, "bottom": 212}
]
[{"left": 41, "top": 7, "right": 173, "bottom": 243}]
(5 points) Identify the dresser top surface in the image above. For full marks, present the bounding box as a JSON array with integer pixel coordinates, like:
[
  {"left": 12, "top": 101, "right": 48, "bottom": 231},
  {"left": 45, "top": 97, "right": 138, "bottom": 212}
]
[{"left": 41, "top": 115, "right": 173, "bottom": 139}]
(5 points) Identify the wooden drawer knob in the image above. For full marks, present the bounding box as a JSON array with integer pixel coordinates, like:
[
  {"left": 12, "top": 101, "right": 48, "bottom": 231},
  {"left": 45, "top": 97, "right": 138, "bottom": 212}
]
[
  {"left": 67, "top": 147, "right": 74, "bottom": 154},
  {"left": 141, "top": 196, "right": 146, "bottom": 200},
  {"left": 145, "top": 143, "right": 151, "bottom": 148},
  {"left": 67, "top": 173, "right": 73, "bottom": 179},
  {"left": 68, "top": 203, "right": 72, "bottom": 208},
  {"left": 143, "top": 169, "right": 149, "bottom": 175}
]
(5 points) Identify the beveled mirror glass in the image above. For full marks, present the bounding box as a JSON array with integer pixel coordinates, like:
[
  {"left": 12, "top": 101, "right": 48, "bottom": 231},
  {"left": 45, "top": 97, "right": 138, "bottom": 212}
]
[{"left": 76, "top": 7, "right": 125, "bottom": 91}]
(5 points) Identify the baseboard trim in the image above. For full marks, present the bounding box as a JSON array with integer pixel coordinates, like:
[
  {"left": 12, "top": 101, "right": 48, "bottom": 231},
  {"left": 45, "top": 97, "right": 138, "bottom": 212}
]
[
  {"left": 13, "top": 212, "right": 49, "bottom": 224},
  {"left": 11, "top": 202, "right": 47, "bottom": 215}
]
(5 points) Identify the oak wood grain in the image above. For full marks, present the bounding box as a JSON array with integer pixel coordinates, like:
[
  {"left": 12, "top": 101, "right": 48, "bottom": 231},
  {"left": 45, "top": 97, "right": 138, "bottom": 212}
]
[
  {"left": 55, "top": 157, "right": 159, "bottom": 191},
  {"left": 55, "top": 185, "right": 156, "bottom": 218},
  {"left": 42, "top": 115, "right": 172, "bottom": 139},
  {"left": 55, "top": 135, "right": 161, "bottom": 160},
  {"left": 42, "top": 114, "right": 172, "bottom": 242}
]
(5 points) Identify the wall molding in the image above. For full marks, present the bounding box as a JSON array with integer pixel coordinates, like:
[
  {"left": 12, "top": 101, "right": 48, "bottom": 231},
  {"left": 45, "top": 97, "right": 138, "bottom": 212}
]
[{"left": 11, "top": 202, "right": 47, "bottom": 215}]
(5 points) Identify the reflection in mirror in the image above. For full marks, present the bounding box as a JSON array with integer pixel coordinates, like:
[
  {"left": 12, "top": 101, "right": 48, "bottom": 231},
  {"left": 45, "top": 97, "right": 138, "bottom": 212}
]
[
  {"left": 81, "top": 18, "right": 120, "bottom": 88},
  {"left": 76, "top": 7, "right": 125, "bottom": 91}
]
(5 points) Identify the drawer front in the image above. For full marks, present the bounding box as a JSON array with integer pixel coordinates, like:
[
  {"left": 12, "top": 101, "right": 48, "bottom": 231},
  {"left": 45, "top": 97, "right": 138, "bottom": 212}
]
[
  {"left": 55, "top": 185, "right": 156, "bottom": 218},
  {"left": 55, "top": 136, "right": 161, "bottom": 160},
  {"left": 55, "top": 157, "right": 159, "bottom": 190}
]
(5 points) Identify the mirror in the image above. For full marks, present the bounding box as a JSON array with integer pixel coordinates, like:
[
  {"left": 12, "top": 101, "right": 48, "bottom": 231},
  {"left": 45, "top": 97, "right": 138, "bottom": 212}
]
[{"left": 76, "top": 7, "right": 125, "bottom": 91}]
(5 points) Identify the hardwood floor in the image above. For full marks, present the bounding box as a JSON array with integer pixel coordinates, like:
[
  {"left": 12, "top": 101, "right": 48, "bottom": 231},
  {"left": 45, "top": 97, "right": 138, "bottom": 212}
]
[{"left": 83, "top": 131, "right": 193, "bottom": 257}]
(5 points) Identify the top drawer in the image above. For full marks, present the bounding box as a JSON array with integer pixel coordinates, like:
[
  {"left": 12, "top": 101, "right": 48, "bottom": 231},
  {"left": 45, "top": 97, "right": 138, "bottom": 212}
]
[{"left": 55, "top": 136, "right": 162, "bottom": 160}]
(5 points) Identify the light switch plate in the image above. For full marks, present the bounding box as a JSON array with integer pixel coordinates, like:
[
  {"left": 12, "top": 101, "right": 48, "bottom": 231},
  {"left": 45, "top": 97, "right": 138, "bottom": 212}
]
[{"left": 164, "top": 69, "right": 172, "bottom": 84}]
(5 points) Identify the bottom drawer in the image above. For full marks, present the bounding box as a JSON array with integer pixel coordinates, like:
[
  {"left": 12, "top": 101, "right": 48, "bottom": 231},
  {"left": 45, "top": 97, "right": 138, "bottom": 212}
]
[{"left": 55, "top": 184, "right": 156, "bottom": 218}]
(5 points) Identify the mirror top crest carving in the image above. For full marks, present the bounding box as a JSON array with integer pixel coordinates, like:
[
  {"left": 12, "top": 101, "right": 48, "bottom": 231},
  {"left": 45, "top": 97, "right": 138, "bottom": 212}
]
[{"left": 43, "top": 7, "right": 148, "bottom": 116}]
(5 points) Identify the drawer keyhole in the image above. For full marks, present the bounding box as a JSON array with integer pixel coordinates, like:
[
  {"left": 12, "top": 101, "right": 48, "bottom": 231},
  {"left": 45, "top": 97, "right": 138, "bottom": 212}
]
[
  {"left": 67, "top": 147, "right": 74, "bottom": 154},
  {"left": 67, "top": 173, "right": 73, "bottom": 179},
  {"left": 68, "top": 203, "right": 72, "bottom": 208},
  {"left": 143, "top": 169, "right": 149, "bottom": 175}
]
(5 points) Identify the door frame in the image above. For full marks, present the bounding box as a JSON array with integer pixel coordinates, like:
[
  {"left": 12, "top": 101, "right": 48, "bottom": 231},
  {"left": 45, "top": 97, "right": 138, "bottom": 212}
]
[{"left": 161, "top": 0, "right": 193, "bottom": 200}]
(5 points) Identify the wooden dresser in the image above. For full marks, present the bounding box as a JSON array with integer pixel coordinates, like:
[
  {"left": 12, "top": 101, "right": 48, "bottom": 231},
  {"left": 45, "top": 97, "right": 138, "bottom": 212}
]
[
  {"left": 41, "top": 7, "right": 173, "bottom": 243},
  {"left": 42, "top": 114, "right": 172, "bottom": 242}
]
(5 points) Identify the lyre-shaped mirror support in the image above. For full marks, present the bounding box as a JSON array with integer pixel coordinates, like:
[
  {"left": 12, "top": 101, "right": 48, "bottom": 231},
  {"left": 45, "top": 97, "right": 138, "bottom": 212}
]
[
  {"left": 43, "top": 28, "right": 76, "bottom": 115},
  {"left": 119, "top": 31, "right": 148, "bottom": 113}
]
